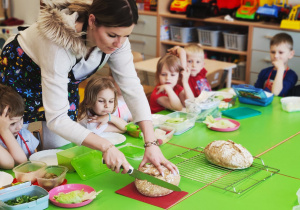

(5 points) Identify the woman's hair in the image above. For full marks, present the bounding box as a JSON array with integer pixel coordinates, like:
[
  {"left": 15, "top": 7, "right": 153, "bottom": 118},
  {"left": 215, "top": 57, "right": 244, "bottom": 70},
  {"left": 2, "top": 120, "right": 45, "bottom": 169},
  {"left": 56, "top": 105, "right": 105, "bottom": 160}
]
[
  {"left": 77, "top": 76, "right": 118, "bottom": 121},
  {"left": 0, "top": 84, "right": 24, "bottom": 117},
  {"left": 68, "top": 0, "right": 138, "bottom": 27},
  {"left": 155, "top": 54, "right": 184, "bottom": 85}
]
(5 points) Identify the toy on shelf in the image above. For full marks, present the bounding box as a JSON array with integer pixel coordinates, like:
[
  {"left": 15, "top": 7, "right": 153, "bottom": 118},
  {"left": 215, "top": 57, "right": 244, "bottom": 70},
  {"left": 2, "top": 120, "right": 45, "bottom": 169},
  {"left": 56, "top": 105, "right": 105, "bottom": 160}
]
[
  {"left": 217, "top": 0, "right": 241, "bottom": 16},
  {"left": 256, "top": 0, "right": 291, "bottom": 22},
  {"left": 126, "top": 123, "right": 143, "bottom": 138},
  {"left": 235, "top": 0, "right": 260, "bottom": 21},
  {"left": 186, "top": 0, "right": 219, "bottom": 18},
  {"left": 280, "top": 5, "right": 300, "bottom": 30},
  {"left": 170, "top": 0, "right": 192, "bottom": 13}
]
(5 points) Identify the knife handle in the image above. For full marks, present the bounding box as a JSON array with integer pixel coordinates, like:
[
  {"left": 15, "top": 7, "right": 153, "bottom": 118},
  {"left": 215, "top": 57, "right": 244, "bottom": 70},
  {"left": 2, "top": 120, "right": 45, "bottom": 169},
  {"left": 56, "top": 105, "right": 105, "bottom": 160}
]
[{"left": 102, "top": 158, "right": 133, "bottom": 174}]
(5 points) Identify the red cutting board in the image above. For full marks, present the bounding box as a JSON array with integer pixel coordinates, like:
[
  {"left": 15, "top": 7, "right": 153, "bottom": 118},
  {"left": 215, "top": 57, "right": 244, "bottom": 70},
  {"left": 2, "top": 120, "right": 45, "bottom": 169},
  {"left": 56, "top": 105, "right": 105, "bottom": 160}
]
[{"left": 116, "top": 182, "right": 188, "bottom": 209}]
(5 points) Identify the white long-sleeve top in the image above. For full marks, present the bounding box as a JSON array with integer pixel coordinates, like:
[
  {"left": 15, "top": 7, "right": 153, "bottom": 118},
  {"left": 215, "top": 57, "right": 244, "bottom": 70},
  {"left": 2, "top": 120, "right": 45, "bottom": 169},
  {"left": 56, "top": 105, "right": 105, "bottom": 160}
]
[{"left": 6, "top": 21, "right": 151, "bottom": 146}]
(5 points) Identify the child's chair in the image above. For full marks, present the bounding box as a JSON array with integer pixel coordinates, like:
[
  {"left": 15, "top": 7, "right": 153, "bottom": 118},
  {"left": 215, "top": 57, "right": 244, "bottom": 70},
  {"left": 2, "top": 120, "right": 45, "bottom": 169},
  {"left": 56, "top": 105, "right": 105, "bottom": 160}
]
[{"left": 206, "top": 69, "right": 227, "bottom": 90}]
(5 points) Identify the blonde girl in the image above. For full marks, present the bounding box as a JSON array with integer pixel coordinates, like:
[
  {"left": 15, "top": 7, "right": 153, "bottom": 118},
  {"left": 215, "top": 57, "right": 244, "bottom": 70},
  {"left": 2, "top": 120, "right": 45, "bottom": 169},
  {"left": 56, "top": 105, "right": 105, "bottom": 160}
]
[{"left": 78, "top": 76, "right": 127, "bottom": 135}]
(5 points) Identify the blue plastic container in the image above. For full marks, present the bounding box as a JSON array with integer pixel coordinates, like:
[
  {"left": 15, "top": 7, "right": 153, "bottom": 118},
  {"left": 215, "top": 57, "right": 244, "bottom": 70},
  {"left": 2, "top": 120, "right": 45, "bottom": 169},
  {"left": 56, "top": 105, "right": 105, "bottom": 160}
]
[{"left": 0, "top": 184, "right": 49, "bottom": 209}]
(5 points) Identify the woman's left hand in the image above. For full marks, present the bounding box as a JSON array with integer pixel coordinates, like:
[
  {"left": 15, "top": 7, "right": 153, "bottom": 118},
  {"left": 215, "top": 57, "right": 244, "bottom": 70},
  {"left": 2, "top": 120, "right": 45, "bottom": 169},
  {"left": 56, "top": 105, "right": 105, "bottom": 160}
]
[{"left": 139, "top": 145, "right": 179, "bottom": 176}]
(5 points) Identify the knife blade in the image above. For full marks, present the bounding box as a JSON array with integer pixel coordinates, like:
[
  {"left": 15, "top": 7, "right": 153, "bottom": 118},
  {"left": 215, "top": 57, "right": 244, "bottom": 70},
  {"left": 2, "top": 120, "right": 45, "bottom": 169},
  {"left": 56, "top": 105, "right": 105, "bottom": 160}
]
[
  {"left": 128, "top": 166, "right": 181, "bottom": 192},
  {"left": 102, "top": 159, "right": 181, "bottom": 191}
]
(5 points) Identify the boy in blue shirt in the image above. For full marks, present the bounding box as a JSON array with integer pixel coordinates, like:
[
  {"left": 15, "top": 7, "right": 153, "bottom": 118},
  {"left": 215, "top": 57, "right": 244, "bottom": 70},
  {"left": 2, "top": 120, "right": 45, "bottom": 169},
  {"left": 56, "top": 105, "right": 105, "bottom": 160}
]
[
  {"left": 255, "top": 33, "right": 298, "bottom": 96},
  {"left": 0, "top": 84, "right": 39, "bottom": 169}
]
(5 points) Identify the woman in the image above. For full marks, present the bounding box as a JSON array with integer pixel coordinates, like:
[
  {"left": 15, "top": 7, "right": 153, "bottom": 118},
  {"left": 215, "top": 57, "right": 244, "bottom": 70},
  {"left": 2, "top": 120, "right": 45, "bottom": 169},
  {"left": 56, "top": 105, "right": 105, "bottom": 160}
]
[{"left": 0, "top": 0, "right": 178, "bottom": 175}]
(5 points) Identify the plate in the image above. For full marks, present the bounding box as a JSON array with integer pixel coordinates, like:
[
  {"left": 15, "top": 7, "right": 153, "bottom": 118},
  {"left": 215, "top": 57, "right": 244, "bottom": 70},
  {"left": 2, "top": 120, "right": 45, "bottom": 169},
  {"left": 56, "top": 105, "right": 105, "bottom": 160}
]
[
  {"left": 207, "top": 118, "right": 240, "bottom": 132},
  {"left": 0, "top": 172, "right": 13, "bottom": 188},
  {"left": 99, "top": 132, "right": 126, "bottom": 145},
  {"left": 29, "top": 149, "right": 63, "bottom": 165},
  {"left": 49, "top": 184, "right": 95, "bottom": 208}
]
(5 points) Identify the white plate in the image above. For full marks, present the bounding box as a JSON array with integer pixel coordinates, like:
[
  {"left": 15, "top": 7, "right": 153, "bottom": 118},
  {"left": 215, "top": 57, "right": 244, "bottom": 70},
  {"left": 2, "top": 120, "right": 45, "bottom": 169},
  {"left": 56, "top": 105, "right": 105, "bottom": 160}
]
[
  {"left": 0, "top": 172, "right": 13, "bottom": 188},
  {"left": 99, "top": 132, "right": 126, "bottom": 145},
  {"left": 29, "top": 149, "right": 63, "bottom": 165}
]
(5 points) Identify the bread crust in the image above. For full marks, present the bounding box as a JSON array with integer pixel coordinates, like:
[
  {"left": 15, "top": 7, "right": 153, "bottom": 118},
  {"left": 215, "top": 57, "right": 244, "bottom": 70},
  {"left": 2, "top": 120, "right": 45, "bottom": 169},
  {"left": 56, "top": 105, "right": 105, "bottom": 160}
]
[
  {"left": 134, "top": 164, "right": 180, "bottom": 197},
  {"left": 204, "top": 140, "right": 253, "bottom": 169}
]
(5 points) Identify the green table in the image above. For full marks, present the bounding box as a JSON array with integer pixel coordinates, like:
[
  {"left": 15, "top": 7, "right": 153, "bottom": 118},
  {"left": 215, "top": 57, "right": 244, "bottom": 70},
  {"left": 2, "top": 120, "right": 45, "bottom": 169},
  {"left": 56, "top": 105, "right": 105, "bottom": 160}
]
[{"left": 1, "top": 96, "right": 300, "bottom": 209}]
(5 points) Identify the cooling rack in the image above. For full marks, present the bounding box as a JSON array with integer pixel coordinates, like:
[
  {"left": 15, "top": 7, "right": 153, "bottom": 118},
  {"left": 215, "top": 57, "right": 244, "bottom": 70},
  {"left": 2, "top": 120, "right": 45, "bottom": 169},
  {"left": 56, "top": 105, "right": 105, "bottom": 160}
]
[{"left": 169, "top": 147, "right": 280, "bottom": 194}]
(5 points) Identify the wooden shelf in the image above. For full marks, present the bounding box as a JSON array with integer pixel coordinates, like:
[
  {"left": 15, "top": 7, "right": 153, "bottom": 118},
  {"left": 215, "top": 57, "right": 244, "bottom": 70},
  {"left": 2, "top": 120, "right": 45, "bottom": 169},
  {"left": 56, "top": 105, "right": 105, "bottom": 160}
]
[
  {"left": 161, "top": 40, "right": 248, "bottom": 56},
  {"left": 138, "top": 10, "right": 157, "bottom": 16}
]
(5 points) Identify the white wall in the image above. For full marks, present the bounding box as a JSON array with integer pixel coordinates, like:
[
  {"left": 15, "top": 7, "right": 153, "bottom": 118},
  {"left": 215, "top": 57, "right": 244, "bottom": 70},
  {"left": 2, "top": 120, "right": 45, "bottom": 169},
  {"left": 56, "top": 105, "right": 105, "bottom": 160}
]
[{"left": 10, "top": 0, "right": 40, "bottom": 24}]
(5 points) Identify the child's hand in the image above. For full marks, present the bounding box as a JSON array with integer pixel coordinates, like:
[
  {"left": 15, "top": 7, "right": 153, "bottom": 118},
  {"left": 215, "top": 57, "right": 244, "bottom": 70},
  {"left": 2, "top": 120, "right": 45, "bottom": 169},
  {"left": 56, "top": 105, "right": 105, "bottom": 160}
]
[
  {"left": 167, "top": 46, "right": 182, "bottom": 57},
  {"left": 181, "top": 67, "right": 191, "bottom": 84},
  {"left": 156, "top": 84, "right": 172, "bottom": 94},
  {"left": 0, "top": 106, "right": 14, "bottom": 133},
  {"left": 272, "top": 60, "right": 285, "bottom": 72},
  {"left": 88, "top": 114, "right": 110, "bottom": 129}
]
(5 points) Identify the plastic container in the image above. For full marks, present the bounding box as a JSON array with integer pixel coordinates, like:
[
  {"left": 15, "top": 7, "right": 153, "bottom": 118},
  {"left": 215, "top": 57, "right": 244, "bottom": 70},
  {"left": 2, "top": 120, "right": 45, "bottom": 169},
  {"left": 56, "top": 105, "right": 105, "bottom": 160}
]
[
  {"left": 154, "top": 125, "right": 175, "bottom": 145},
  {"left": 71, "top": 150, "right": 109, "bottom": 180},
  {"left": 117, "top": 143, "right": 145, "bottom": 160},
  {"left": 281, "top": 97, "right": 300, "bottom": 112},
  {"left": 13, "top": 161, "right": 47, "bottom": 183},
  {"left": 170, "top": 25, "right": 198, "bottom": 43},
  {"left": 0, "top": 183, "right": 49, "bottom": 210},
  {"left": 56, "top": 146, "right": 93, "bottom": 172},
  {"left": 197, "top": 26, "right": 224, "bottom": 47},
  {"left": 37, "top": 165, "right": 68, "bottom": 191},
  {"left": 197, "top": 99, "right": 221, "bottom": 122},
  {"left": 223, "top": 32, "right": 247, "bottom": 51},
  {"left": 163, "top": 111, "right": 197, "bottom": 135}
]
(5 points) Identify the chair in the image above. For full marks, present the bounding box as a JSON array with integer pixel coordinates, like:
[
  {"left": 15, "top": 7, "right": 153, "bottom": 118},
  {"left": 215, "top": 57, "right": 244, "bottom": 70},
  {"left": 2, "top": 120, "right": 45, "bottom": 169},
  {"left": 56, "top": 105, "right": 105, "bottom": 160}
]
[
  {"left": 206, "top": 69, "right": 228, "bottom": 90},
  {"left": 132, "top": 51, "right": 155, "bottom": 101}
]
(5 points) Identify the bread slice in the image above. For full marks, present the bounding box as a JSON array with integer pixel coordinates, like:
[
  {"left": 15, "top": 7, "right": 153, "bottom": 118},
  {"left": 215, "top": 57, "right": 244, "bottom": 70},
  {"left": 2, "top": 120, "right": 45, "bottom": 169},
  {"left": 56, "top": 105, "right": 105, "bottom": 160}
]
[{"left": 204, "top": 140, "right": 253, "bottom": 169}]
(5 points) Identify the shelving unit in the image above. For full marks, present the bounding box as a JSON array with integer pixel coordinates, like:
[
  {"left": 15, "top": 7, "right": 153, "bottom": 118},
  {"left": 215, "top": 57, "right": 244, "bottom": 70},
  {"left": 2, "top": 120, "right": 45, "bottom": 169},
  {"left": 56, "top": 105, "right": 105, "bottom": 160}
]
[{"left": 137, "top": 1, "right": 300, "bottom": 86}]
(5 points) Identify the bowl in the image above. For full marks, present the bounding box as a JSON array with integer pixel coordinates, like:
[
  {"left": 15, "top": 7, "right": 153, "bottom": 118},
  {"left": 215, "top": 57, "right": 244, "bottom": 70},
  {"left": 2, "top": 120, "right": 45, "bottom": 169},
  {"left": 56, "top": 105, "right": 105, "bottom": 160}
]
[
  {"left": 13, "top": 161, "right": 47, "bottom": 183},
  {"left": 37, "top": 165, "right": 68, "bottom": 191},
  {"left": 281, "top": 97, "right": 300, "bottom": 112}
]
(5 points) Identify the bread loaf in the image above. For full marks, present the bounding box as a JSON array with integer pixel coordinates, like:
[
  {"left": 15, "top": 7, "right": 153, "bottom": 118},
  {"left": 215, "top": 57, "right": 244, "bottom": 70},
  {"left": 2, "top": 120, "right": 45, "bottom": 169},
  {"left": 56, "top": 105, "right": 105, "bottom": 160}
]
[
  {"left": 204, "top": 140, "right": 253, "bottom": 169},
  {"left": 134, "top": 164, "right": 180, "bottom": 197}
]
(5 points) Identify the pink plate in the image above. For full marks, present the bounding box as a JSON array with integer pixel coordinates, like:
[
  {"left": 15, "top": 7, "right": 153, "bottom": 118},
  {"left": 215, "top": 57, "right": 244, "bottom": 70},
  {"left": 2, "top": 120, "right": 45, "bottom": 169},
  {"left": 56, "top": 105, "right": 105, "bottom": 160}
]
[
  {"left": 207, "top": 118, "right": 240, "bottom": 132},
  {"left": 48, "top": 184, "right": 95, "bottom": 208}
]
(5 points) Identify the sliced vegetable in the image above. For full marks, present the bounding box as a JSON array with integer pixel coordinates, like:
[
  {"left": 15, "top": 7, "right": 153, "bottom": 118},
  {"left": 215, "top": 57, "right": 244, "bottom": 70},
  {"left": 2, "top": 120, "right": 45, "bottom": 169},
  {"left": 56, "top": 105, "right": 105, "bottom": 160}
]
[
  {"left": 5, "top": 195, "right": 44, "bottom": 206},
  {"left": 203, "top": 115, "right": 236, "bottom": 129},
  {"left": 53, "top": 189, "right": 102, "bottom": 204}
]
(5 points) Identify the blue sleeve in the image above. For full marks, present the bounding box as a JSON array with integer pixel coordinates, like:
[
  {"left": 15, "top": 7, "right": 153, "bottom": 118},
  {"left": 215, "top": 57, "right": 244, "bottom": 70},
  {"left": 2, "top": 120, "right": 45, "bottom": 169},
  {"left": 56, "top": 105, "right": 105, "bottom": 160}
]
[
  {"left": 254, "top": 68, "right": 268, "bottom": 89},
  {"left": 279, "top": 70, "right": 298, "bottom": 96}
]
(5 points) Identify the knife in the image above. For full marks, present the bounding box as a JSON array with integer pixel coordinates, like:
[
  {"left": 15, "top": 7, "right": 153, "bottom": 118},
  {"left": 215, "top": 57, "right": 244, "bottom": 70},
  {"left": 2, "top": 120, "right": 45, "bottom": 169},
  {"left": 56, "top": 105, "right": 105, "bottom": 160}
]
[{"left": 102, "top": 160, "right": 181, "bottom": 191}]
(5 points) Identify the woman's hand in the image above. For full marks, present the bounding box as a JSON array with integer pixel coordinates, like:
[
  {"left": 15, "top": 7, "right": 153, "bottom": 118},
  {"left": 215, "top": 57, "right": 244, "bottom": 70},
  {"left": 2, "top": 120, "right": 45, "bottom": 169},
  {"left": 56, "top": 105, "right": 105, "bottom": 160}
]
[
  {"left": 102, "top": 144, "right": 131, "bottom": 174},
  {"left": 140, "top": 145, "right": 179, "bottom": 176}
]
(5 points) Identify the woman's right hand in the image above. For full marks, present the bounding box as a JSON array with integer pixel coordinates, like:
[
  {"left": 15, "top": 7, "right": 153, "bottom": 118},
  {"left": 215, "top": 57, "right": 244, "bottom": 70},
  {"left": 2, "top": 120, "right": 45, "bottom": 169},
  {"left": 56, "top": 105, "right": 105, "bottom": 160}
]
[{"left": 102, "top": 144, "right": 131, "bottom": 174}]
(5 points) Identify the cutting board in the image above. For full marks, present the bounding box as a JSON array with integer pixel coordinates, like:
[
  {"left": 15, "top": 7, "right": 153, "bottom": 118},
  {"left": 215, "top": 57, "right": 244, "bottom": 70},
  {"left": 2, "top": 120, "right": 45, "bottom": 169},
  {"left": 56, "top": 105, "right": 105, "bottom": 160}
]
[
  {"left": 116, "top": 182, "right": 188, "bottom": 209},
  {"left": 222, "top": 107, "right": 261, "bottom": 119}
]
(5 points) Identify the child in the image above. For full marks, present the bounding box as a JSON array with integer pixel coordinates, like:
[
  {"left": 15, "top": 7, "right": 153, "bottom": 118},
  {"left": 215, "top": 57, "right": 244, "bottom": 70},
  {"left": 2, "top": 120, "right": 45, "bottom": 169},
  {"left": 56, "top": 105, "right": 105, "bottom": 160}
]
[
  {"left": 254, "top": 33, "right": 298, "bottom": 96},
  {"left": 0, "top": 84, "right": 39, "bottom": 169},
  {"left": 149, "top": 54, "right": 194, "bottom": 113},
  {"left": 77, "top": 76, "right": 128, "bottom": 136},
  {"left": 168, "top": 44, "right": 212, "bottom": 97}
]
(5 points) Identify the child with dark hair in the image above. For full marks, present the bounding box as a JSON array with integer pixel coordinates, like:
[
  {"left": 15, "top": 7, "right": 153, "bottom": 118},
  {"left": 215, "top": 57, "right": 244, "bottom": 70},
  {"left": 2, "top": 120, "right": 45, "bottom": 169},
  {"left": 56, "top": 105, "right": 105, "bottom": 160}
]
[
  {"left": 254, "top": 33, "right": 298, "bottom": 96},
  {"left": 0, "top": 84, "right": 39, "bottom": 169}
]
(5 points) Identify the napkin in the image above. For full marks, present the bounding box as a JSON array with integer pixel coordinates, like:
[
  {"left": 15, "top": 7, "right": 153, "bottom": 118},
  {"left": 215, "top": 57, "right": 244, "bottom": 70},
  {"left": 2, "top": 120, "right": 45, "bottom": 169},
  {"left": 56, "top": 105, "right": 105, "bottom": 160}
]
[{"left": 116, "top": 182, "right": 188, "bottom": 209}]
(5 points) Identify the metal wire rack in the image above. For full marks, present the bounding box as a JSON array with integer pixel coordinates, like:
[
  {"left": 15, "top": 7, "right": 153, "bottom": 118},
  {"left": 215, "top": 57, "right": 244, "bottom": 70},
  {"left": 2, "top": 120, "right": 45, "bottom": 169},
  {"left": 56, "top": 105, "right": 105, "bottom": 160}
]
[{"left": 169, "top": 147, "right": 280, "bottom": 194}]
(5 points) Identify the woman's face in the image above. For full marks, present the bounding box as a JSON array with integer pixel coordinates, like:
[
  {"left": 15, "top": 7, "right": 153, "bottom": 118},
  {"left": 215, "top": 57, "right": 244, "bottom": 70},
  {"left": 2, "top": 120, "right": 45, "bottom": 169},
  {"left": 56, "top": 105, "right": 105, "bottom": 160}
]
[
  {"left": 89, "top": 15, "right": 135, "bottom": 54},
  {"left": 92, "top": 88, "right": 115, "bottom": 116}
]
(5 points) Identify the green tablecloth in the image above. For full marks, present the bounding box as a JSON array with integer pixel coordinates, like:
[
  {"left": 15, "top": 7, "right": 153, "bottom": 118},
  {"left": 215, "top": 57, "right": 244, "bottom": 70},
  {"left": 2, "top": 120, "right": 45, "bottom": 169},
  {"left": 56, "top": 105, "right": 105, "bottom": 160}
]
[{"left": 1, "top": 96, "right": 300, "bottom": 209}]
